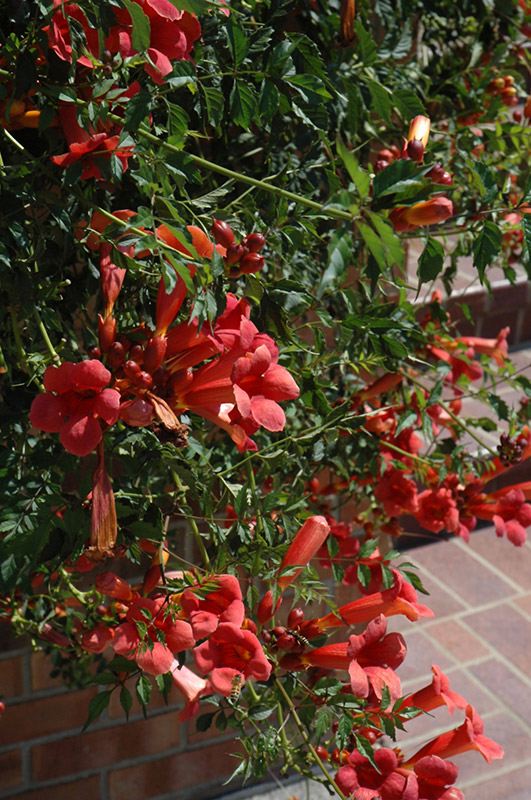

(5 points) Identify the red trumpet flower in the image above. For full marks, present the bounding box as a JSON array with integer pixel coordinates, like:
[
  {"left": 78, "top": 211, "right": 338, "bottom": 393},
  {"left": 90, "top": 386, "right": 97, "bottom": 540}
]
[
  {"left": 390, "top": 198, "right": 454, "bottom": 233},
  {"left": 29, "top": 360, "right": 120, "bottom": 457}
]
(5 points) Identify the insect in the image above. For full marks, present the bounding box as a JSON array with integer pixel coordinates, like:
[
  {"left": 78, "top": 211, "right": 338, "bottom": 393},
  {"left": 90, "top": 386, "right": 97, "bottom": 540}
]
[
  {"left": 230, "top": 674, "right": 243, "bottom": 702},
  {"left": 288, "top": 629, "right": 310, "bottom": 648}
]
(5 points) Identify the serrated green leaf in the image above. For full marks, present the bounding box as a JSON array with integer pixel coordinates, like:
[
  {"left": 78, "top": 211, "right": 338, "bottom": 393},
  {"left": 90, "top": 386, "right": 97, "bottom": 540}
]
[
  {"left": 136, "top": 674, "right": 152, "bottom": 707},
  {"left": 337, "top": 137, "right": 370, "bottom": 199},
  {"left": 366, "top": 79, "right": 393, "bottom": 123},
  {"left": 373, "top": 159, "right": 422, "bottom": 199},
  {"left": 230, "top": 80, "right": 256, "bottom": 129},
  {"left": 473, "top": 221, "right": 502, "bottom": 279},
  {"left": 227, "top": 19, "right": 249, "bottom": 67},
  {"left": 355, "top": 20, "right": 378, "bottom": 65},
  {"left": 418, "top": 237, "right": 445, "bottom": 283}
]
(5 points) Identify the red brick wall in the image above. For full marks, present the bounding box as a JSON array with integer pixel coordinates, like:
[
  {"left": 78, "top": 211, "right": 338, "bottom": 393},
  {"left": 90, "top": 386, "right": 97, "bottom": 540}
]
[{"left": 0, "top": 624, "right": 244, "bottom": 800}]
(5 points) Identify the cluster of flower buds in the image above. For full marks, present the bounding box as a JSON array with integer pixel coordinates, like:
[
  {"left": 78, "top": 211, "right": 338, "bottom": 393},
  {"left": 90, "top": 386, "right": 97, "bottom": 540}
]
[
  {"left": 373, "top": 116, "right": 453, "bottom": 188},
  {"left": 261, "top": 607, "right": 307, "bottom": 652},
  {"left": 211, "top": 219, "right": 266, "bottom": 277},
  {"left": 487, "top": 74, "right": 519, "bottom": 107},
  {"left": 497, "top": 432, "right": 530, "bottom": 467},
  {"left": 501, "top": 211, "right": 525, "bottom": 264}
]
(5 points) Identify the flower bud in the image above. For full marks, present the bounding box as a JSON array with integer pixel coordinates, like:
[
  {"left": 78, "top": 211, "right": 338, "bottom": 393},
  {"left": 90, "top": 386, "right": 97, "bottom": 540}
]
[
  {"left": 98, "top": 314, "right": 117, "bottom": 353},
  {"left": 120, "top": 398, "right": 154, "bottom": 427},
  {"left": 239, "top": 252, "right": 265, "bottom": 274},
  {"left": 243, "top": 232, "right": 266, "bottom": 253},
  {"left": 143, "top": 336, "right": 167, "bottom": 373},
  {"left": 406, "top": 139, "right": 425, "bottom": 162},
  {"left": 107, "top": 340, "right": 125, "bottom": 367},
  {"left": 138, "top": 371, "right": 153, "bottom": 389},
  {"left": 407, "top": 115, "right": 430, "bottom": 148},
  {"left": 287, "top": 607, "right": 305, "bottom": 628},
  {"left": 124, "top": 360, "right": 142, "bottom": 380},
  {"left": 374, "top": 159, "right": 390, "bottom": 173},
  {"left": 211, "top": 219, "right": 235, "bottom": 248},
  {"left": 389, "top": 197, "right": 454, "bottom": 232},
  {"left": 129, "top": 344, "right": 144, "bottom": 364},
  {"left": 224, "top": 243, "right": 246, "bottom": 266},
  {"left": 426, "top": 164, "right": 453, "bottom": 185}
]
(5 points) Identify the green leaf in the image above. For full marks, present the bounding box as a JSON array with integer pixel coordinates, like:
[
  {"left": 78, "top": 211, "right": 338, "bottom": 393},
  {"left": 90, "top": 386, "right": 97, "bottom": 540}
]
[
  {"left": 473, "top": 163, "right": 498, "bottom": 202},
  {"left": 229, "top": 80, "right": 256, "bottom": 129},
  {"left": 196, "top": 712, "right": 215, "bottom": 732},
  {"left": 285, "top": 74, "right": 332, "bottom": 101},
  {"left": 523, "top": 215, "right": 531, "bottom": 266},
  {"left": 394, "top": 89, "right": 426, "bottom": 119},
  {"left": 123, "top": 0, "right": 151, "bottom": 51},
  {"left": 357, "top": 222, "right": 387, "bottom": 272},
  {"left": 123, "top": 86, "right": 151, "bottom": 132},
  {"left": 136, "top": 674, "right": 152, "bottom": 707},
  {"left": 355, "top": 20, "right": 378, "bottom": 65},
  {"left": 373, "top": 160, "right": 422, "bottom": 199},
  {"left": 473, "top": 221, "right": 502, "bottom": 280},
  {"left": 120, "top": 686, "right": 133, "bottom": 720},
  {"left": 336, "top": 137, "right": 370, "bottom": 199},
  {"left": 202, "top": 86, "right": 224, "bottom": 127},
  {"left": 83, "top": 690, "right": 111, "bottom": 731},
  {"left": 227, "top": 19, "right": 249, "bottom": 67},
  {"left": 259, "top": 80, "right": 280, "bottom": 123},
  {"left": 418, "top": 237, "right": 445, "bottom": 283},
  {"left": 167, "top": 103, "right": 189, "bottom": 148},
  {"left": 367, "top": 212, "right": 404, "bottom": 268},
  {"left": 366, "top": 79, "right": 393, "bottom": 123}
]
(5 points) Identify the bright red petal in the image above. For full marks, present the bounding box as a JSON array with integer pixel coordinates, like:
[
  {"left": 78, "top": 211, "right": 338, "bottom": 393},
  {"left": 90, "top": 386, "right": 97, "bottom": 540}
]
[
  {"left": 60, "top": 415, "right": 102, "bottom": 456},
  {"left": 29, "top": 394, "right": 65, "bottom": 433}
]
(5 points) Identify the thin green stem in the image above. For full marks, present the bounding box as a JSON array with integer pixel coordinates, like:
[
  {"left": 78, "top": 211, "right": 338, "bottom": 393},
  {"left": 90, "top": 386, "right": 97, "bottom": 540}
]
[
  {"left": 136, "top": 125, "right": 354, "bottom": 221},
  {"left": 9, "top": 306, "right": 30, "bottom": 374},
  {"left": 34, "top": 308, "right": 60, "bottom": 362},
  {"left": 275, "top": 678, "right": 348, "bottom": 800}
]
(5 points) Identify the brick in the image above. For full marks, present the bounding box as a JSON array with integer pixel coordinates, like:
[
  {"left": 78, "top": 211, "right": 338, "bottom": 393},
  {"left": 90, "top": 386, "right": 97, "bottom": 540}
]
[
  {"left": 485, "top": 282, "right": 528, "bottom": 314},
  {"left": 426, "top": 619, "right": 490, "bottom": 663},
  {"left": 513, "top": 592, "right": 531, "bottom": 618},
  {"left": 412, "top": 540, "right": 515, "bottom": 607},
  {"left": 32, "top": 709, "right": 182, "bottom": 780},
  {"left": 465, "top": 528, "right": 531, "bottom": 591},
  {"left": 0, "top": 655, "right": 24, "bottom": 698},
  {"left": 6, "top": 776, "right": 101, "bottom": 800},
  {"left": 108, "top": 739, "right": 244, "bottom": 800},
  {"left": 463, "top": 603, "right": 531, "bottom": 678},
  {"left": 450, "top": 710, "right": 531, "bottom": 784},
  {"left": 0, "top": 621, "right": 28, "bottom": 653},
  {"left": 479, "top": 311, "right": 518, "bottom": 342},
  {"left": 0, "top": 688, "right": 96, "bottom": 746},
  {"left": 398, "top": 630, "right": 454, "bottom": 686},
  {"left": 473, "top": 657, "right": 531, "bottom": 725},
  {"left": 0, "top": 747, "right": 23, "bottom": 791},
  {"left": 31, "top": 651, "right": 64, "bottom": 692},
  {"left": 464, "top": 762, "right": 531, "bottom": 800},
  {"left": 107, "top": 676, "right": 181, "bottom": 720}
]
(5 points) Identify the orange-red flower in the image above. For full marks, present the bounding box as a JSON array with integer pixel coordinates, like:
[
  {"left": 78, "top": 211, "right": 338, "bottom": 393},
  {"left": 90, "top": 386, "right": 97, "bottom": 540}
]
[
  {"left": 390, "top": 198, "right": 454, "bottom": 233},
  {"left": 29, "top": 360, "right": 120, "bottom": 456}
]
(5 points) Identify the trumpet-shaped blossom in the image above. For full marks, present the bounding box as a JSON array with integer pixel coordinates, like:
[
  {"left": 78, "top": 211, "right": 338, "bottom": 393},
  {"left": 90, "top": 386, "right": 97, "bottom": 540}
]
[
  {"left": 336, "top": 749, "right": 465, "bottom": 800},
  {"left": 29, "top": 360, "right": 120, "bottom": 456},
  {"left": 400, "top": 665, "right": 467, "bottom": 716},
  {"left": 390, "top": 198, "right": 454, "bottom": 233},
  {"left": 300, "top": 575, "right": 433, "bottom": 637},
  {"left": 193, "top": 622, "right": 272, "bottom": 691},
  {"left": 375, "top": 468, "right": 419, "bottom": 517},
  {"left": 112, "top": 596, "right": 195, "bottom": 675},
  {"left": 415, "top": 488, "right": 460, "bottom": 535},
  {"left": 404, "top": 705, "right": 504, "bottom": 765},
  {"left": 52, "top": 104, "right": 134, "bottom": 180},
  {"left": 44, "top": 0, "right": 201, "bottom": 84},
  {"left": 180, "top": 574, "right": 245, "bottom": 638}
]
